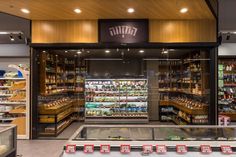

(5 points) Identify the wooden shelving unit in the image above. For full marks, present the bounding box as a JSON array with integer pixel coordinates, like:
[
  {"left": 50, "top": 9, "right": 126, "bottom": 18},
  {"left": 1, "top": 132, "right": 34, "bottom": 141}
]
[
  {"left": 158, "top": 51, "right": 210, "bottom": 125},
  {"left": 38, "top": 52, "right": 87, "bottom": 137}
]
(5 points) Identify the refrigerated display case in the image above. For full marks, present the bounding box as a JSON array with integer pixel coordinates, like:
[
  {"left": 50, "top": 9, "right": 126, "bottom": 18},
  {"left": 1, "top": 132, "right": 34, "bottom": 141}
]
[
  {"left": 0, "top": 125, "right": 17, "bottom": 157},
  {"left": 62, "top": 125, "right": 236, "bottom": 157},
  {"left": 85, "top": 79, "right": 148, "bottom": 123}
]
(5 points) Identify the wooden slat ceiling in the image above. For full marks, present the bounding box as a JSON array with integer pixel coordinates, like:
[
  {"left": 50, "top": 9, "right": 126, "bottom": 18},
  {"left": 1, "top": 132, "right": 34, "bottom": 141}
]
[{"left": 0, "top": 0, "right": 214, "bottom": 20}]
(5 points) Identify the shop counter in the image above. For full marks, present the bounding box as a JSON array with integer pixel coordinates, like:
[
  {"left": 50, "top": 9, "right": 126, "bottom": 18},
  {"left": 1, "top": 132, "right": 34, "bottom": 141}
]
[{"left": 61, "top": 125, "right": 236, "bottom": 157}]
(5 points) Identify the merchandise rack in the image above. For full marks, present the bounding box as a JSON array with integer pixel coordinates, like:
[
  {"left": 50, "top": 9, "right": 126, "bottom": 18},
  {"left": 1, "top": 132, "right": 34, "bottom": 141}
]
[
  {"left": 85, "top": 79, "right": 148, "bottom": 123},
  {"left": 0, "top": 64, "right": 30, "bottom": 139}
]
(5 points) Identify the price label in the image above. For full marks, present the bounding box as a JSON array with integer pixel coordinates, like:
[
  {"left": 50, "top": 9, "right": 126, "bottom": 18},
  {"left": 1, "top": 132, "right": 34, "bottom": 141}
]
[
  {"left": 200, "top": 145, "right": 212, "bottom": 154},
  {"left": 65, "top": 144, "right": 76, "bottom": 153},
  {"left": 84, "top": 144, "right": 94, "bottom": 153},
  {"left": 176, "top": 145, "right": 187, "bottom": 154},
  {"left": 120, "top": 144, "right": 131, "bottom": 154},
  {"left": 221, "top": 145, "right": 233, "bottom": 154},
  {"left": 156, "top": 145, "right": 167, "bottom": 154},
  {"left": 142, "top": 145, "right": 153, "bottom": 154},
  {"left": 100, "top": 145, "right": 110, "bottom": 153}
]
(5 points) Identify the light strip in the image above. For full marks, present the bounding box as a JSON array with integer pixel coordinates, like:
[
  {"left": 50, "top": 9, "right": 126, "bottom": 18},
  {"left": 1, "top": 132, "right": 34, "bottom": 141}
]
[
  {"left": 187, "top": 59, "right": 210, "bottom": 61},
  {"left": 143, "top": 59, "right": 181, "bottom": 61},
  {"left": 85, "top": 58, "right": 123, "bottom": 61},
  {"left": 0, "top": 31, "right": 24, "bottom": 35}
]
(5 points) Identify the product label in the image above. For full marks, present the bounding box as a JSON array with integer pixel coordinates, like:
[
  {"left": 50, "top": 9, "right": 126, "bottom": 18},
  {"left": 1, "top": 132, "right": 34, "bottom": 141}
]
[
  {"left": 65, "top": 144, "right": 76, "bottom": 153},
  {"left": 156, "top": 145, "right": 167, "bottom": 154},
  {"left": 100, "top": 145, "right": 110, "bottom": 153},
  {"left": 176, "top": 145, "right": 187, "bottom": 154},
  {"left": 120, "top": 144, "right": 131, "bottom": 153},
  {"left": 84, "top": 144, "right": 94, "bottom": 153},
  {"left": 142, "top": 145, "right": 153, "bottom": 154},
  {"left": 221, "top": 145, "right": 233, "bottom": 154},
  {"left": 200, "top": 145, "right": 212, "bottom": 154}
]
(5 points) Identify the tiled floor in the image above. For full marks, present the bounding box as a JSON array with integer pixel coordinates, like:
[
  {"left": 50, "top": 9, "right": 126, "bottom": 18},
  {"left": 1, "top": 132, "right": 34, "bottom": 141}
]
[{"left": 17, "top": 140, "right": 66, "bottom": 157}]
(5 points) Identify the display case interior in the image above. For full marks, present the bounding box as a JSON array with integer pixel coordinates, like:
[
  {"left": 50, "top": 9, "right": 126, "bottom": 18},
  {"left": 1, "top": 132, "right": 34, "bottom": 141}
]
[
  {"left": 0, "top": 125, "right": 16, "bottom": 157},
  {"left": 85, "top": 79, "right": 148, "bottom": 123}
]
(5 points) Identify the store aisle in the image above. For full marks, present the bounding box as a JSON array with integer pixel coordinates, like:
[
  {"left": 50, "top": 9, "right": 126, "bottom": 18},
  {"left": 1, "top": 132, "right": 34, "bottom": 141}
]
[{"left": 17, "top": 140, "right": 66, "bottom": 157}]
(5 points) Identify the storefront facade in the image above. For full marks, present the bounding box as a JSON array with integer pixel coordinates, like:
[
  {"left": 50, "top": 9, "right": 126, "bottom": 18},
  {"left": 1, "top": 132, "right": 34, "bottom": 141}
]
[{"left": 27, "top": 0, "right": 219, "bottom": 139}]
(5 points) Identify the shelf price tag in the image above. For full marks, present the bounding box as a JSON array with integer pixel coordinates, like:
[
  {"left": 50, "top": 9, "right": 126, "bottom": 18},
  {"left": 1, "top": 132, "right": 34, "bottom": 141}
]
[
  {"left": 221, "top": 145, "right": 233, "bottom": 154},
  {"left": 156, "top": 145, "right": 167, "bottom": 154},
  {"left": 142, "top": 145, "right": 153, "bottom": 154},
  {"left": 120, "top": 144, "right": 131, "bottom": 154},
  {"left": 176, "top": 145, "right": 187, "bottom": 154},
  {"left": 65, "top": 144, "right": 76, "bottom": 153},
  {"left": 84, "top": 144, "right": 94, "bottom": 153},
  {"left": 100, "top": 145, "right": 110, "bottom": 153},
  {"left": 200, "top": 145, "right": 212, "bottom": 154}
]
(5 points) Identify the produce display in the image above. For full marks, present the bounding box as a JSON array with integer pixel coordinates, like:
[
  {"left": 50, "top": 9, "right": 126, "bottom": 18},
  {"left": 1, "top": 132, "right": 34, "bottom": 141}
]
[{"left": 85, "top": 79, "right": 148, "bottom": 121}]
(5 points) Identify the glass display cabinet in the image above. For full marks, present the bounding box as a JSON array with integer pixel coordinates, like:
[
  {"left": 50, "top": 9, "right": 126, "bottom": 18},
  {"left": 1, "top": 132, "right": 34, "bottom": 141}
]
[
  {"left": 0, "top": 124, "right": 17, "bottom": 157},
  {"left": 62, "top": 125, "right": 236, "bottom": 157}
]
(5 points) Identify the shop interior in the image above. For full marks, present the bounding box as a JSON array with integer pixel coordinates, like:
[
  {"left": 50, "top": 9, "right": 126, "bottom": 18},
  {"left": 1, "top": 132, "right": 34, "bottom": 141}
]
[{"left": 32, "top": 47, "right": 212, "bottom": 138}]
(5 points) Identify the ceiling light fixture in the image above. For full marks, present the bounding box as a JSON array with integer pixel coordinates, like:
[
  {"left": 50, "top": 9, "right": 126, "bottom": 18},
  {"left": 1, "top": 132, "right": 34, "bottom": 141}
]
[
  {"left": 139, "top": 50, "right": 144, "bottom": 53},
  {"left": 226, "top": 33, "right": 231, "bottom": 40},
  {"left": 74, "top": 8, "right": 82, "bottom": 14},
  {"left": 9, "top": 35, "right": 14, "bottom": 41},
  {"left": 105, "top": 50, "right": 110, "bottom": 53},
  {"left": 77, "top": 51, "right": 82, "bottom": 54},
  {"left": 233, "top": 32, "right": 236, "bottom": 34},
  {"left": 21, "top": 8, "right": 30, "bottom": 14},
  {"left": 65, "top": 51, "right": 68, "bottom": 53},
  {"left": 180, "top": 8, "right": 188, "bottom": 13},
  {"left": 127, "top": 8, "right": 135, "bottom": 13}
]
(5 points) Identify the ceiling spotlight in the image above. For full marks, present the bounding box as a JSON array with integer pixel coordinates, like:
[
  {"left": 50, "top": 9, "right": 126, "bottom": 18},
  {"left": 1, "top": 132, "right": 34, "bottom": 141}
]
[
  {"left": 9, "top": 35, "right": 14, "bottom": 41},
  {"left": 43, "top": 51, "right": 46, "bottom": 53},
  {"left": 226, "top": 33, "right": 231, "bottom": 40},
  {"left": 21, "top": 8, "right": 30, "bottom": 14},
  {"left": 139, "top": 50, "right": 144, "bottom": 53},
  {"left": 87, "top": 50, "right": 90, "bottom": 53},
  {"left": 18, "top": 33, "right": 22, "bottom": 40},
  {"left": 127, "top": 8, "right": 135, "bottom": 13},
  {"left": 162, "top": 49, "right": 169, "bottom": 54},
  {"left": 105, "top": 50, "right": 110, "bottom": 53},
  {"left": 74, "top": 8, "right": 82, "bottom": 14},
  {"left": 77, "top": 51, "right": 82, "bottom": 54},
  {"left": 180, "top": 8, "right": 188, "bottom": 13},
  {"left": 65, "top": 51, "right": 68, "bottom": 53}
]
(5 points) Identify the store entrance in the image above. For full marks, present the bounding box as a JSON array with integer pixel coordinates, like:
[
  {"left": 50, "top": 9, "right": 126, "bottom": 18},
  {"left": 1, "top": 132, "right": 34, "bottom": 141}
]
[{"left": 32, "top": 47, "right": 212, "bottom": 139}]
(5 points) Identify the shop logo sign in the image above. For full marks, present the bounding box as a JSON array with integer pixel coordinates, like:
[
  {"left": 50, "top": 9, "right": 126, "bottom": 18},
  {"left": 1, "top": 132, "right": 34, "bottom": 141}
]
[
  {"left": 109, "top": 25, "right": 138, "bottom": 38},
  {"left": 99, "top": 19, "right": 148, "bottom": 43}
]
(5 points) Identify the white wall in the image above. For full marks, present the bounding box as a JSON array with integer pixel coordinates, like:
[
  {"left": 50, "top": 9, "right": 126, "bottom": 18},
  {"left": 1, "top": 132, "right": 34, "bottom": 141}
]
[
  {"left": 0, "top": 44, "right": 29, "bottom": 57},
  {"left": 219, "top": 43, "right": 236, "bottom": 56}
]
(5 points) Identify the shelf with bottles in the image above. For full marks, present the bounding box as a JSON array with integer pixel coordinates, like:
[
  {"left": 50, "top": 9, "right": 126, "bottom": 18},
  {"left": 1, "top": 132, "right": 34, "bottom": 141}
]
[
  {"left": 218, "top": 59, "right": 236, "bottom": 120},
  {"left": 159, "top": 93, "right": 208, "bottom": 125}
]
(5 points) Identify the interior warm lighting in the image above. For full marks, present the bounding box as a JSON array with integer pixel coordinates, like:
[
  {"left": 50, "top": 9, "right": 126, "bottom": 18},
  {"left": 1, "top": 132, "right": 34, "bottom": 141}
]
[
  {"left": 0, "top": 32, "right": 8, "bottom": 34},
  {"left": 233, "top": 32, "right": 236, "bottom": 34},
  {"left": 105, "top": 50, "right": 110, "bottom": 53},
  {"left": 127, "top": 8, "right": 135, "bottom": 13},
  {"left": 21, "top": 8, "right": 30, "bottom": 14},
  {"left": 139, "top": 50, "right": 144, "bottom": 53},
  {"left": 74, "top": 8, "right": 82, "bottom": 14},
  {"left": 180, "top": 8, "right": 188, "bottom": 13},
  {"left": 77, "top": 51, "right": 82, "bottom": 54}
]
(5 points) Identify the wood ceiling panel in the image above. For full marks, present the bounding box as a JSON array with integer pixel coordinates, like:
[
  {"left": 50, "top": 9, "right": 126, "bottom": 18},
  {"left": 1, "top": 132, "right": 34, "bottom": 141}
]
[{"left": 0, "top": 0, "right": 214, "bottom": 20}]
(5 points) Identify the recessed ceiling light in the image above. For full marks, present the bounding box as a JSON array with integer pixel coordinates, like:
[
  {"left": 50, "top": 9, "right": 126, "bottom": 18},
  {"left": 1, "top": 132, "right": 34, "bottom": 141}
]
[
  {"left": 74, "top": 8, "right": 82, "bottom": 14},
  {"left": 180, "top": 8, "right": 188, "bottom": 13},
  {"left": 180, "top": 8, "right": 188, "bottom": 14},
  {"left": 42, "top": 51, "right": 46, "bottom": 53},
  {"left": 139, "top": 50, "right": 144, "bottom": 53},
  {"left": 105, "top": 50, "right": 110, "bottom": 53},
  {"left": 21, "top": 8, "right": 30, "bottom": 14},
  {"left": 127, "top": 8, "right": 135, "bottom": 13},
  {"left": 77, "top": 51, "right": 82, "bottom": 54}
]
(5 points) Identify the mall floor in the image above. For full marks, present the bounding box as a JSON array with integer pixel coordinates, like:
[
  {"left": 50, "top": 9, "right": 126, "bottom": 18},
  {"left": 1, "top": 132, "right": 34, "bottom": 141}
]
[{"left": 16, "top": 121, "right": 173, "bottom": 157}]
